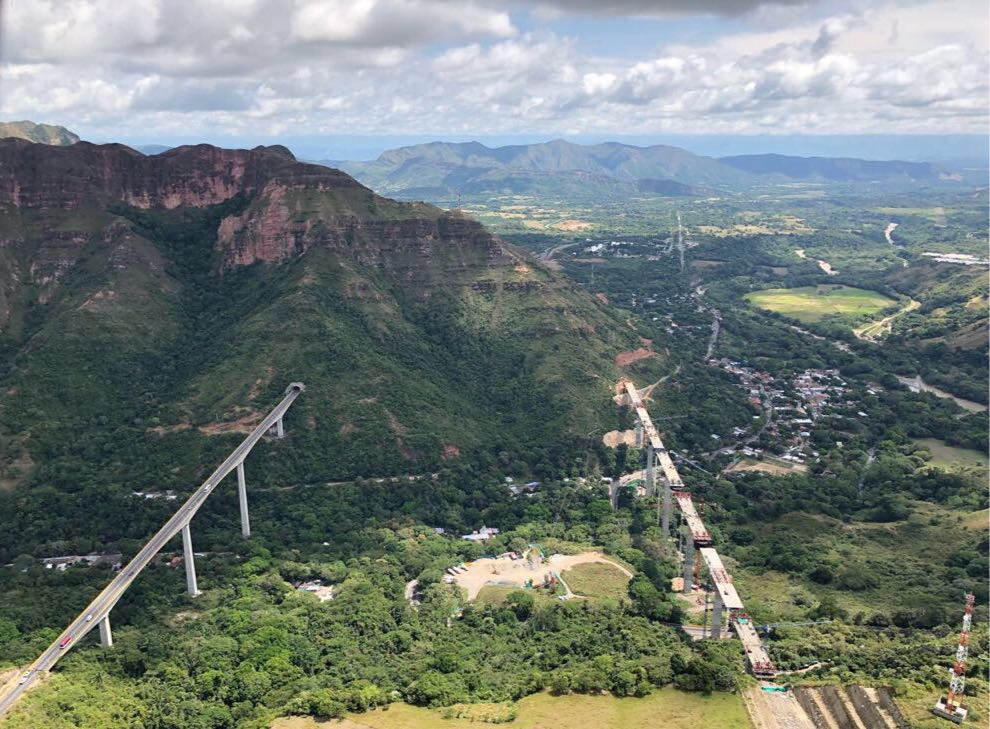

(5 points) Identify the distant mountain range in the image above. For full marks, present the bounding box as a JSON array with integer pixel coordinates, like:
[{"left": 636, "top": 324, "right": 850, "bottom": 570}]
[
  {"left": 0, "top": 122, "right": 953, "bottom": 200},
  {"left": 719, "top": 153, "right": 948, "bottom": 181},
  {"left": 331, "top": 139, "right": 948, "bottom": 199},
  {"left": 0, "top": 120, "right": 80, "bottom": 146}
]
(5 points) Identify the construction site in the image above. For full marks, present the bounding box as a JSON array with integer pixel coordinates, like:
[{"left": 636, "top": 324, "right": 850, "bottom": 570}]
[
  {"left": 618, "top": 379, "right": 977, "bottom": 729},
  {"left": 621, "top": 379, "right": 778, "bottom": 679}
]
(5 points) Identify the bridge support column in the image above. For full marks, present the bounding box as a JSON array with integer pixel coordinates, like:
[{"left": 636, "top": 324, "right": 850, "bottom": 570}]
[
  {"left": 98, "top": 615, "right": 113, "bottom": 648},
  {"left": 634, "top": 422, "right": 643, "bottom": 448},
  {"left": 645, "top": 443, "right": 655, "bottom": 497},
  {"left": 182, "top": 524, "right": 200, "bottom": 597},
  {"left": 237, "top": 462, "right": 250, "bottom": 538},
  {"left": 682, "top": 528, "right": 694, "bottom": 594},
  {"left": 609, "top": 480, "right": 618, "bottom": 511},
  {"left": 274, "top": 417, "right": 284, "bottom": 438},
  {"left": 661, "top": 480, "right": 672, "bottom": 537},
  {"left": 711, "top": 592, "right": 723, "bottom": 640}
]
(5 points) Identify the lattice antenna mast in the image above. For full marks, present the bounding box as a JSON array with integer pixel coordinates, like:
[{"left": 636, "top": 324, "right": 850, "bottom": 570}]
[{"left": 945, "top": 592, "right": 975, "bottom": 712}]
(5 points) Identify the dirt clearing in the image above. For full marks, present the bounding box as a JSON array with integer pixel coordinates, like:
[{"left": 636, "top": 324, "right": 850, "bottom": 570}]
[
  {"left": 725, "top": 459, "right": 807, "bottom": 475},
  {"left": 615, "top": 347, "right": 655, "bottom": 367},
  {"left": 743, "top": 685, "right": 816, "bottom": 729},
  {"left": 602, "top": 429, "right": 638, "bottom": 448},
  {"left": 453, "top": 551, "right": 633, "bottom": 601}
]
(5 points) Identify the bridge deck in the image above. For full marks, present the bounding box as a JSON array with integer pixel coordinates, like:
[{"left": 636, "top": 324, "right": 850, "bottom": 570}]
[
  {"left": 700, "top": 547, "right": 744, "bottom": 610},
  {"left": 624, "top": 378, "right": 776, "bottom": 679},
  {"left": 623, "top": 382, "right": 664, "bottom": 450},
  {"left": 673, "top": 491, "right": 712, "bottom": 545},
  {"left": 0, "top": 384, "right": 305, "bottom": 717},
  {"left": 733, "top": 615, "right": 777, "bottom": 677}
]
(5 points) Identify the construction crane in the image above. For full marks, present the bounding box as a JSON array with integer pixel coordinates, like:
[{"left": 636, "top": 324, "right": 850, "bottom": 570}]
[{"left": 933, "top": 592, "right": 975, "bottom": 724}]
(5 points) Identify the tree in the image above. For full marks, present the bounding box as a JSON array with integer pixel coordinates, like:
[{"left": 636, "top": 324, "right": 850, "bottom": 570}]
[
  {"left": 506, "top": 590, "right": 535, "bottom": 620},
  {"left": 406, "top": 671, "right": 466, "bottom": 707}
]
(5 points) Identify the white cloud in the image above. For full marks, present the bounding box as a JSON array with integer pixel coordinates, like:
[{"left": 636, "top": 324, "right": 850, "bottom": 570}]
[{"left": 0, "top": 0, "right": 985, "bottom": 138}]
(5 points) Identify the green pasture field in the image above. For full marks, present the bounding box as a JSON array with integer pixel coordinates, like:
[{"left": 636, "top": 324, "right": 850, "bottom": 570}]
[{"left": 744, "top": 285, "right": 895, "bottom": 323}]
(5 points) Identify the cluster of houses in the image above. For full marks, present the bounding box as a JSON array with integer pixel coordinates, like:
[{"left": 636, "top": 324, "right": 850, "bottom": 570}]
[
  {"left": 710, "top": 359, "right": 857, "bottom": 465},
  {"left": 39, "top": 553, "right": 122, "bottom": 572},
  {"left": 461, "top": 526, "right": 501, "bottom": 542}
]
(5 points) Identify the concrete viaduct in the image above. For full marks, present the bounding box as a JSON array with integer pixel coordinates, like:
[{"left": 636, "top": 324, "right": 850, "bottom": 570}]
[
  {"left": 0, "top": 383, "right": 305, "bottom": 718},
  {"left": 620, "top": 379, "right": 777, "bottom": 679}
]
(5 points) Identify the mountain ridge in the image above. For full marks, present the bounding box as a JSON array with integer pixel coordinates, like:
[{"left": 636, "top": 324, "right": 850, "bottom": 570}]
[
  {"left": 718, "top": 152, "right": 943, "bottom": 181},
  {"left": 332, "top": 139, "right": 947, "bottom": 199},
  {"left": 0, "top": 120, "right": 80, "bottom": 146},
  {"left": 0, "top": 140, "right": 652, "bottom": 496}
]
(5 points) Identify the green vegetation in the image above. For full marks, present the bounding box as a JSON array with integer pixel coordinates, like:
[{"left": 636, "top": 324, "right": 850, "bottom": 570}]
[
  {"left": 744, "top": 285, "right": 896, "bottom": 323},
  {"left": 0, "top": 142, "right": 986, "bottom": 728},
  {"left": 913, "top": 438, "right": 989, "bottom": 469},
  {"left": 272, "top": 686, "right": 751, "bottom": 729},
  {"left": 561, "top": 562, "right": 631, "bottom": 603},
  {"left": 0, "top": 479, "right": 738, "bottom": 728}
]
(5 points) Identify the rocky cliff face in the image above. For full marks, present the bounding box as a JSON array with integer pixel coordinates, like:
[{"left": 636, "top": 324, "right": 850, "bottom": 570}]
[
  {"left": 215, "top": 177, "right": 509, "bottom": 277},
  {"left": 0, "top": 140, "right": 296, "bottom": 210},
  {"left": 0, "top": 139, "right": 512, "bottom": 278},
  {"left": 0, "top": 140, "right": 531, "bottom": 330}
]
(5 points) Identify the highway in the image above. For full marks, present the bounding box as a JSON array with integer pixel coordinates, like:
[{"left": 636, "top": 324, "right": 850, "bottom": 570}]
[{"left": 0, "top": 383, "right": 305, "bottom": 718}]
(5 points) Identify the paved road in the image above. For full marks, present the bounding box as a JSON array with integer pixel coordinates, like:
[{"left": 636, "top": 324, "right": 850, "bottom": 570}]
[{"left": 0, "top": 384, "right": 304, "bottom": 718}]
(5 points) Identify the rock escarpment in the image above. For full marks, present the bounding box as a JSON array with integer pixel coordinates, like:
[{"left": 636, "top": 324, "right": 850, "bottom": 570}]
[
  {"left": 0, "top": 140, "right": 533, "bottom": 324},
  {"left": 0, "top": 140, "right": 295, "bottom": 210}
]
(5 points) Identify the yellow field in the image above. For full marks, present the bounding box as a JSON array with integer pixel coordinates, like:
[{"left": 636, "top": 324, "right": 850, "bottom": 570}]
[
  {"left": 271, "top": 687, "right": 752, "bottom": 729},
  {"left": 745, "top": 285, "right": 895, "bottom": 323}
]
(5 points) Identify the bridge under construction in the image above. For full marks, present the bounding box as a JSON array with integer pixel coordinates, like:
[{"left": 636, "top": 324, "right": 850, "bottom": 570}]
[{"left": 621, "top": 379, "right": 777, "bottom": 679}]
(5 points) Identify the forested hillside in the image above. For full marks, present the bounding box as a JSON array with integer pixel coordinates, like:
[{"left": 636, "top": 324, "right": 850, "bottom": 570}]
[{"left": 0, "top": 140, "right": 664, "bottom": 560}]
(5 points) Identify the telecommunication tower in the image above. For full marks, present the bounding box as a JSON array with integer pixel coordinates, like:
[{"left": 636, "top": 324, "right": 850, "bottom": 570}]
[{"left": 932, "top": 592, "right": 975, "bottom": 724}]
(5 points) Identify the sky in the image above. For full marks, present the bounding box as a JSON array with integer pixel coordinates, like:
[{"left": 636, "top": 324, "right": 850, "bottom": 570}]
[{"left": 1, "top": 0, "right": 988, "bottom": 159}]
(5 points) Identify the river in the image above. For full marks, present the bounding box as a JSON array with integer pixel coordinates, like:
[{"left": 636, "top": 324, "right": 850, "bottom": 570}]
[{"left": 896, "top": 375, "right": 987, "bottom": 413}]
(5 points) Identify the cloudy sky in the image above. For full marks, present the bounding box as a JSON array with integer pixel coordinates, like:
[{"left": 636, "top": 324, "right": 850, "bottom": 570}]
[{"left": 2, "top": 0, "right": 987, "bottom": 153}]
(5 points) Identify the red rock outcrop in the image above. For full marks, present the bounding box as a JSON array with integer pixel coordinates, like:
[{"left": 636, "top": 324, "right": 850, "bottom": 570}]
[
  {"left": 214, "top": 177, "right": 511, "bottom": 278},
  {"left": 0, "top": 139, "right": 296, "bottom": 210},
  {"left": 0, "top": 139, "right": 518, "bottom": 289}
]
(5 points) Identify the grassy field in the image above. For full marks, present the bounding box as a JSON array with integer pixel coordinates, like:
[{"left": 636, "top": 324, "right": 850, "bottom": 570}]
[
  {"left": 729, "top": 505, "right": 988, "bottom": 622},
  {"left": 913, "top": 438, "right": 989, "bottom": 469},
  {"left": 271, "top": 687, "right": 752, "bottom": 729},
  {"left": 560, "top": 561, "right": 632, "bottom": 602},
  {"left": 744, "top": 285, "right": 895, "bottom": 323},
  {"left": 473, "top": 584, "right": 566, "bottom": 608}
]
